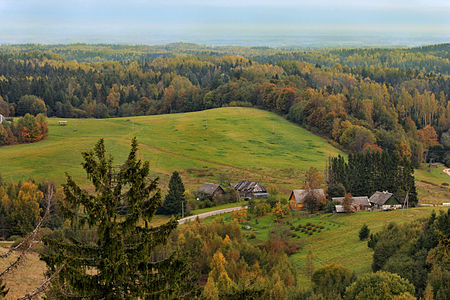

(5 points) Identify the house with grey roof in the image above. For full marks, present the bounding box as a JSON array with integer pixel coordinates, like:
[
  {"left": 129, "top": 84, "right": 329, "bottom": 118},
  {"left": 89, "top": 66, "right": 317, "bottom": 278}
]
[
  {"left": 369, "top": 191, "right": 401, "bottom": 210},
  {"left": 198, "top": 183, "right": 225, "bottom": 198},
  {"left": 332, "top": 196, "right": 371, "bottom": 212},
  {"left": 231, "top": 181, "right": 269, "bottom": 199},
  {"left": 289, "top": 189, "right": 325, "bottom": 210}
]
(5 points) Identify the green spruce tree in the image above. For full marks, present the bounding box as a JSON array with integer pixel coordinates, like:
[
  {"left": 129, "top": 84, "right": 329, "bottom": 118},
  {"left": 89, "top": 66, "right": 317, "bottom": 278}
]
[
  {"left": 42, "top": 138, "right": 195, "bottom": 299},
  {"left": 160, "top": 171, "right": 186, "bottom": 216}
]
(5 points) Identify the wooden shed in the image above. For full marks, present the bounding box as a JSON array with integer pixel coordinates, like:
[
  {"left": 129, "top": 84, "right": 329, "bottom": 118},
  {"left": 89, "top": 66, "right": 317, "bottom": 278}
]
[{"left": 198, "top": 183, "right": 225, "bottom": 198}]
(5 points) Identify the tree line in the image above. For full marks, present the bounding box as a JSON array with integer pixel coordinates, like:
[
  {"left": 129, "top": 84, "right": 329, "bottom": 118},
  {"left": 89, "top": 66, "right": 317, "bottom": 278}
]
[
  {"left": 327, "top": 150, "right": 417, "bottom": 205},
  {"left": 0, "top": 96, "right": 48, "bottom": 146},
  {"left": 0, "top": 45, "right": 448, "bottom": 165}
]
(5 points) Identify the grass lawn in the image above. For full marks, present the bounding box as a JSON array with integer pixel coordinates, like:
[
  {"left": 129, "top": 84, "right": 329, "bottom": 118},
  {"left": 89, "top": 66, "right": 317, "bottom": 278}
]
[{"left": 0, "top": 107, "right": 343, "bottom": 192}]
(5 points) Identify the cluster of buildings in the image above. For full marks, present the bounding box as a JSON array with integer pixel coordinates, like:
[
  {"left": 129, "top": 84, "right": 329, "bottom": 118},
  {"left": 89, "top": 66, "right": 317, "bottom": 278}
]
[
  {"left": 198, "top": 180, "right": 403, "bottom": 212},
  {"left": 198, "top": 180, "right": 270, "bottom": 200},
  {"left": 289, "top": 189, "right": 402, "bottom": 212}
]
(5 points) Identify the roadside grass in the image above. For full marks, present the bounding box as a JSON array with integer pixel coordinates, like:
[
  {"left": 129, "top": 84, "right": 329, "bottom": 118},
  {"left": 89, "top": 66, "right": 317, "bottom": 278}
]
[{"left": 416, "top": 182, "right": 450, "bottom": 205}]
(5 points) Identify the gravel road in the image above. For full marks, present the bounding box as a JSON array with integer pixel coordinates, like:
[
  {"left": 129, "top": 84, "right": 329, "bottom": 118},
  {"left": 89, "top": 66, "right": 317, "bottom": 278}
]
[{"left": 178, "top": 206, "right": 247, "bottom": 224}]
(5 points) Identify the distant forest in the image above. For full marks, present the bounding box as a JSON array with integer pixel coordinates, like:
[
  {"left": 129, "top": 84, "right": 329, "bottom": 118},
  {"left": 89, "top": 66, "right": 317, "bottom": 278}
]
[{"left": 0, "top": 43, "right": 449, "bottom": 166}]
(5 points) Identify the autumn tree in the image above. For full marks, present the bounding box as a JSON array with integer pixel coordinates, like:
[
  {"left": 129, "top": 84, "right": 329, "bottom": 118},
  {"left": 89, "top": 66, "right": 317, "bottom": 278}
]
[
  {"left": 342, "top": 193, "right": 353, "bottom": 213},
  {"left": 42, "top": 138, "right": 193, "bottom": 298},
  {"left": 418, "top": 125, "right": 439, "bottom": 150},
  {"left": 303, "top": 167, "right": 326, "bottom": 213}
]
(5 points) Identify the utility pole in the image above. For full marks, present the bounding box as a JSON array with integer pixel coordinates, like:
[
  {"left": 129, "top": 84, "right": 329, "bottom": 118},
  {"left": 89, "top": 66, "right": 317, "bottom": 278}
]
[
  {"left": 402, "top": 191, "right": 409, "bottom": 217},
  {"left": 181, "top": 200, "right": 184, "bottom": 218}
]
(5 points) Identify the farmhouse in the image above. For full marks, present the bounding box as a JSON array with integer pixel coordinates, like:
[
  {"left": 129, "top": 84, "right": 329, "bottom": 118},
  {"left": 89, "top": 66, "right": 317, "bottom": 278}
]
[
  {"left": 198, "top": 183, "right": 225, "bottom": 198},
  {"left": 289, "top": 189, "right": 325, "bottom": 210},
  {"left": 231, "top": 181, "right": 269, "bottom": 199},
  {"left": 332, "top": 196, "right": 371, "bottom": 212},
  {"left": 369, "top": 191, "right": 402, "bottom": 210}
]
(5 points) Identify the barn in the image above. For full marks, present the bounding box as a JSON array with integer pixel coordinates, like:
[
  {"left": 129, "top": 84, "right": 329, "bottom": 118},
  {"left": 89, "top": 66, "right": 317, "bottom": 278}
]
[
  {"left": 369, "top": 191, "right": 402, "bottom": 210},
  {"left": 231, "top": 181, "right": 269, "bottom": 199}
]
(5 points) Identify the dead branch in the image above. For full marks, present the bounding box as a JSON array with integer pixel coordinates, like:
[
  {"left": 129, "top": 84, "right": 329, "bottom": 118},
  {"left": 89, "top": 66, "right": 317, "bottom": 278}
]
[{"left": 0, "top": 185, "right": 54, "bottom": 278}]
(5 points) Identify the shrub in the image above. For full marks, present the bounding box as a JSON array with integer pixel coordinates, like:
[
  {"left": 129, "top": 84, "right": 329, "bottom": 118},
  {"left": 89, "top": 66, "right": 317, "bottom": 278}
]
[
  {"left": 359, "top": 224, "right": 370, "bottom": 241},
  {"left": 312, "top": 263, "right": 354, "bottom": 298},
  {"left": 344, "top": 271, "right": 415, "bottom": 299}
]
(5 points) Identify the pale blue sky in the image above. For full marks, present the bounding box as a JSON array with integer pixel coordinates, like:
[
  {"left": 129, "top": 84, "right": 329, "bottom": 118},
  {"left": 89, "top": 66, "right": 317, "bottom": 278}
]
[{"left": 0, "top": 0, "right": 449, "bottom": 46}]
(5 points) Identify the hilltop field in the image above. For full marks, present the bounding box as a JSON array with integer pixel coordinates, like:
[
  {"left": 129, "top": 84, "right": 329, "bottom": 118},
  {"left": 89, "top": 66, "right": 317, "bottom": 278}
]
[
  {"left": 1, "top": 107, "right": 448, "bottom": 201},
  {"left": 1, "top": 107, "right": 343, "bottom": 192}
]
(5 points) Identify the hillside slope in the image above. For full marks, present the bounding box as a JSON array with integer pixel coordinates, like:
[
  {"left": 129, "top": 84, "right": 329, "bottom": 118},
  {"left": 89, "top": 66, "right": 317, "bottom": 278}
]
[{"left": 0, "top": 107, "right": 343, "bottom": 190}]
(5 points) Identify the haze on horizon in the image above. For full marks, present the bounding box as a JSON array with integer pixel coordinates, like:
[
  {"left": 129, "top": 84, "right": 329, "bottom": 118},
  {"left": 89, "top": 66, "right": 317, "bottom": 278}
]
[{"left": 1, "top": 0, "right": 449, "bottom": 47}]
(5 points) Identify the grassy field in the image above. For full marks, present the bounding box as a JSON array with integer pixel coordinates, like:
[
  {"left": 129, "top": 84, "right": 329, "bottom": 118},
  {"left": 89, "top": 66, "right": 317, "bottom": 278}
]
[
  {"left": 0, "top": 107, "right": 343, "bottom": 192},
  {"left": 206, "top": 206, "right": 438, "bottom": 287},
  {"left": 415, "top": 163, "right": 450, "bottom": 187}
]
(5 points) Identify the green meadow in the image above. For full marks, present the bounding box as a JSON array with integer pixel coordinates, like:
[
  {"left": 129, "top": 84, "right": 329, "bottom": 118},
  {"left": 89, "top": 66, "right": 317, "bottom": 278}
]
[{"left": 0, "top": 107, "right": 343, "bottom": 191}]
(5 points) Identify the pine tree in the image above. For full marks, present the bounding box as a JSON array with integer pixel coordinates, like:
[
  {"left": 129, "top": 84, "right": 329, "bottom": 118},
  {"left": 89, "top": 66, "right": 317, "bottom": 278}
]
[
  {"left": 160, "top": 171, "right": 186, "bottom": 216},
  {"left": 41, "top": 138, "right": 194, "bottom": 299},
  {"left": 359, "top": 224, "right": 370, "bottom": 240}
]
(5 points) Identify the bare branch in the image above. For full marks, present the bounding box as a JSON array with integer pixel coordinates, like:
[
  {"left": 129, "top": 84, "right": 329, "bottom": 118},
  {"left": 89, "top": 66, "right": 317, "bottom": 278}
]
[{"left": 16, "top": 264, "right": 65, "bottom": 300}]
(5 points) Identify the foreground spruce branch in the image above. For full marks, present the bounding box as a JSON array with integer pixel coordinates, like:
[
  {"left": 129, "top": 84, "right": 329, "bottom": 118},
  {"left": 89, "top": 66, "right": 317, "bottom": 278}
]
[{"left": 42, "top": 138, "right": 195, "bottom": 299}]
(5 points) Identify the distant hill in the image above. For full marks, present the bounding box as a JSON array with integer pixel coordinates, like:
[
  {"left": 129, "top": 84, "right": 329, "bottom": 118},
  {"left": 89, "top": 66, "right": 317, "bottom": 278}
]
[{"left": 0, "top": 107, "right": 343, "bottom": 190}]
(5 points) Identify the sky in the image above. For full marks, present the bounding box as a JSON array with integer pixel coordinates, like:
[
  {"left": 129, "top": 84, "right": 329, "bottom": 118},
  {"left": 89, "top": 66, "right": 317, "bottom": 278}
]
[{"left": 0, "top": 0, "right": 449, "bottom": 46}]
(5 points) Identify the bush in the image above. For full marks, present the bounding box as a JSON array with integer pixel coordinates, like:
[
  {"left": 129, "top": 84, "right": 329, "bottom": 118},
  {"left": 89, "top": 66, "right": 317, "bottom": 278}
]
[
  {"left": 254, "top": 203, "right": 271, "bottom": 217},
  {"left": 7, "top": 235, "right": 21, "bottom": 242},
  {"left": 359, "top": 224, "right": 370, "bottom": 240}
]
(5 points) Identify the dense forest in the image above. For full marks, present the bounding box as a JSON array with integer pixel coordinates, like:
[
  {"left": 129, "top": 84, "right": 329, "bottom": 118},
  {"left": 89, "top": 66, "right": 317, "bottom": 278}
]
[{"left": 0, "top": 44, "right": 449, "bottom": 166}]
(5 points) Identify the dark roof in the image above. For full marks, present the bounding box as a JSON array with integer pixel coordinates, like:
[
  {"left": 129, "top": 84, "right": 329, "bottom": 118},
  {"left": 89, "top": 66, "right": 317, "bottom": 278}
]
[
  {"left": 233, "top": 181, "right": 267, "bottom": 193},
  {"left": 332, "top": 196, "right": 370, "bottom": 207},
  {"left": 369, "top": 191, "right": 397, "bottom": 206},
  {"left": 198, "top": 183, "right": 223, "bottom": 195},
  {"left": 290, "top": 189, "right": 325, "bottom": 204}
]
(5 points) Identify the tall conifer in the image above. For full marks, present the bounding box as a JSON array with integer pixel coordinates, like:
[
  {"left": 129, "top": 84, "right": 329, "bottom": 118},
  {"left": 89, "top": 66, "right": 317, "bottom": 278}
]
[
  {"left": 42, "top": 138, "right": 194, "bottom": 298},
  {"left": 160, "top": 171, "right": 186, "bottom": 216}
]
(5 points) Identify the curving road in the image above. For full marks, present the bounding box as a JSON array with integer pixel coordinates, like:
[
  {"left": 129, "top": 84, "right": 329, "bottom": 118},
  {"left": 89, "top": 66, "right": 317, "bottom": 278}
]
[{"left": 178, "top": 206, "right": 247, "bottom": 224}]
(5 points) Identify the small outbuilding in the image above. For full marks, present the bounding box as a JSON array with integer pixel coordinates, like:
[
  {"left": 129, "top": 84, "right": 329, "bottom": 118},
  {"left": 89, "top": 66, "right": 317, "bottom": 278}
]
[
  {"left": 369, "top": 191, "right": 401, "bottom": 210},
  {"left": 198, "top": 183, "right": 225, "bottom": 198},
  {"left": 332, "top": 196, "right": 371, "bottom": 212},
  {"left": 0, "top": 114, "right": 4, "bottom": 124},
  {"left": 58, "top": 120, "right": 68, "bottom": 126},
  {"left": 231, "top": 181, "right": 269, "bottom": 199},
  {"left": 289, "top": 189, "right": 325, "bottom": 210}
]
